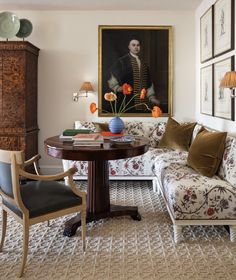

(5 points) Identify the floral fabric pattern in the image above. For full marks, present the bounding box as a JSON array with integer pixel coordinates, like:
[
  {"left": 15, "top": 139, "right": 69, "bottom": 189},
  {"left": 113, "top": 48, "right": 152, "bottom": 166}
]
[
  {"left": 153, "top": 152, "right": 236, "bottom": 220},
  {"left": 63, "top": 147, "right": 170, "bottom": 177},
  {"left": 218, "top": 136, "right": 236, "bottom": 188},
  {"left": 67, "top": 121, "right": 168, "bottom": 177},
  {"left": 75, "top": 121, "right": 97, "bottom": 132},
  {"left": 123, "top": 121, "right": 166, "bottom": 148}
]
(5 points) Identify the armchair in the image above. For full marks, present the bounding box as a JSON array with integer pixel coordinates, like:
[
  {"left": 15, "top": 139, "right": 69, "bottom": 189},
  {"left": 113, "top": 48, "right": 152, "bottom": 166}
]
[{"left": 0, "top": 149, "right": 86, "bottom": 277}]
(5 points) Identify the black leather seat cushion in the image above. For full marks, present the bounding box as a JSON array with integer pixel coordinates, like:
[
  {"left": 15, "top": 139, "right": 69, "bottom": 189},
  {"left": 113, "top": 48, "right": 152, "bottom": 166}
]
[{"left": 3, "top": 181, "right": 82, "bottom": 218}]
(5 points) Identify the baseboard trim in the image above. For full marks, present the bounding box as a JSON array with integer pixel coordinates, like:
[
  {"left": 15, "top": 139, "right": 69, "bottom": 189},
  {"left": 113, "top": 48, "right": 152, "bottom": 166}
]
[{"left": 39, "top": 165, "right": 63, "bottom": 174}]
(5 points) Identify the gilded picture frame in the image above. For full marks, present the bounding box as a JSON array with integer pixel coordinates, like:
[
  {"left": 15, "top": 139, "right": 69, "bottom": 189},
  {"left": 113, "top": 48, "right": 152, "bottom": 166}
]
[
  {"left": 213, "top": 56, "right": 234, "bottom": 120},
  {"left": 214, "top": 0, "right": 234, "bottom": 57},
  {"left": 98, "top": 25, "right": 173, "bottom": 117},
  {"left": 200, "top": 6, "right": 213, "bottom": 63}
]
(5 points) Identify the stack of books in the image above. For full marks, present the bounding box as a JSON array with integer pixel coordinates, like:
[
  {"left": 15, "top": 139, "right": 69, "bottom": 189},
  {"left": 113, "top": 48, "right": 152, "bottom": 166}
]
[
  {"left": 63, "top": 128, "right": 91, "bottom": 136},
  {"left": 72, "top": 133, "right": 104, "bottom": 147},
  {"left": 59, "top": 128, "right": 91, "bottom": 141}
]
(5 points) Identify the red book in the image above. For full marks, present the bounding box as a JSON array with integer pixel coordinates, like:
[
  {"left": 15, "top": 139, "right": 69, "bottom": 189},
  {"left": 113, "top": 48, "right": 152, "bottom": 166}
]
[
  {"left": 100, "top": 131, "right": 124, "bottom": 138},
  {"left": 72, "top": 133, "right": 100, "bottom": 141}
]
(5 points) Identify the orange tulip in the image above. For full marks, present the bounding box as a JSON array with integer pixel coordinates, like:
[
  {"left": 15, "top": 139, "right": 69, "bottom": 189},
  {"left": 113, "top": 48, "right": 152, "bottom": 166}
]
[
  {"left": 104, "top": 92, "right": 117, "bottom": 101},
  {"left": 122, "top": 83, "right": 133, "bottom": 94},
  {"left": 140, "top": 88, "right": 147, "bottom": 99},
  {"left": 90, "top": 102, "right": 97, "bottom": 114},
  {"left": 152, "top": 106, "right": 162, "bottom": 118}
]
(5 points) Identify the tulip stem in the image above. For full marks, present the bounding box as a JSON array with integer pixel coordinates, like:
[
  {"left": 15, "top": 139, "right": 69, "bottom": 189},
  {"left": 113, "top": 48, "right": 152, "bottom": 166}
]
[
  {"left": 109, "top": 101, "right": 115, "bottom": 114},
  {"left": 119, "top": 93, "right": 140, "bottom": 114},
  {"left": 118, "top": 94, "right": 126, "bottom": 113},
  {"left": 122, "top": 103, "right": 151, "bottom": 113}
]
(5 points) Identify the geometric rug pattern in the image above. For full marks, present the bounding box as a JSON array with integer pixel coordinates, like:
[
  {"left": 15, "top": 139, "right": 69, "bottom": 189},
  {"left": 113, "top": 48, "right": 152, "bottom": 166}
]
[{"left": 1, "top": 180, "right": 236, "bottom": 280}]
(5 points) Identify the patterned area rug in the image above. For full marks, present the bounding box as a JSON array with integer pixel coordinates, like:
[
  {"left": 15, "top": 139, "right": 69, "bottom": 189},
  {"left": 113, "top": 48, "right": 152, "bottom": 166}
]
[{"left": 0, "top": 181, "right": 236, "bottom": 280}]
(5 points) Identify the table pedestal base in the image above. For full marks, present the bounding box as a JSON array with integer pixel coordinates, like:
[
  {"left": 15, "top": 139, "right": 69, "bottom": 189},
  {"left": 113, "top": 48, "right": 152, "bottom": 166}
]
[
  {"left": 63, "top": 205, "right": 141, "bottom": 237},
  {"left": 63, "top": 160, "right": 141, "bottom": 237}
]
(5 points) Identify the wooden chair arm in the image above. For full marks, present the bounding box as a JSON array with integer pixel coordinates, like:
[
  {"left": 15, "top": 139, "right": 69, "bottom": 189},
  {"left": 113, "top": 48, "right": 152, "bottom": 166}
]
[
  {"left": 19, "top": 166, "right": 78, "bottom": 181},
  {"left": 23, "top": 154, "right": 41, "bottom": 175},
  {"left": 23, "top": 154, "right": 41, "bottom": 167}
]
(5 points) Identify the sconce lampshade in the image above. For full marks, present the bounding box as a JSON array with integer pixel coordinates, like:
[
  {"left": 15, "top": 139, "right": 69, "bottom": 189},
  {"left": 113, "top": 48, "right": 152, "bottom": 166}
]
[
  {"left": 220, "top": 71, "right": 236, "bottom": 88},
  {"left": 79, "top": 82, "right": 94, "bottom": 93}
]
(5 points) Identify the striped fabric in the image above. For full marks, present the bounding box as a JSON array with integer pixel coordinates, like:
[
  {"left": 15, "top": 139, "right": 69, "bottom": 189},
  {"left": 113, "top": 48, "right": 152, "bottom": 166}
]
[{"left": 130, "top": 56, "right": 150, "bottom": 111}]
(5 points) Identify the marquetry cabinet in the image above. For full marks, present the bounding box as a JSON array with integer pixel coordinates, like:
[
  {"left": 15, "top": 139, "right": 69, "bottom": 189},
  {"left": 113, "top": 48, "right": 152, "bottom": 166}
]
[{"left": 0, "top": 41, "right": 40, "bottom": 165}]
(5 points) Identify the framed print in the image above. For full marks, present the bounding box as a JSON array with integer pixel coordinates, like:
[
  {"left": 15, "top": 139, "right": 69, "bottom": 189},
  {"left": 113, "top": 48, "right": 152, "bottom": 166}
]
[
  {"left": 214, "top": 0, "right": 234, "bottom": 56},
  {"left": 201, "top": 65, "right": 213, "bottom": 115},
  {"left": 213, "top": 57, "right": 234, "bottom": 120},
  {"left": 200, "top": 7, "right": 213, "bottom": 62},
  {"left": 98, "top": 25, "right": 173, "bottom": 117}
]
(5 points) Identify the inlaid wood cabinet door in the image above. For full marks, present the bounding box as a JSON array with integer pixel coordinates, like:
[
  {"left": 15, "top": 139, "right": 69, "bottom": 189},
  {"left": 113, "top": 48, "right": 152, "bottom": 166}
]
[{"left": 0, "top": 41, "right": 40, "bottom": 165}]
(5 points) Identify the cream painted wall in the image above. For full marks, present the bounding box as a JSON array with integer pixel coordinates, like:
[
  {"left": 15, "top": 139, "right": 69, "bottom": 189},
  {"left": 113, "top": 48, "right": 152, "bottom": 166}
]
[
  {"left": 10, "top": 10, "right": 196, "bottom": 172},
  {"left": 195, "top": 0, "right": 236, "bottom": 136}
]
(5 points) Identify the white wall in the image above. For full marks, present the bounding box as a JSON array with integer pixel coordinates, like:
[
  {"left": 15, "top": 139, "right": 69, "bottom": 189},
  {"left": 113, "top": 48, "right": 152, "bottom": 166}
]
[
  {"left": 10, "top": 10, "right": 196, "bottom": 172},
  {"left": 195, "top": 0, "right": 236, "bottom": 136}
]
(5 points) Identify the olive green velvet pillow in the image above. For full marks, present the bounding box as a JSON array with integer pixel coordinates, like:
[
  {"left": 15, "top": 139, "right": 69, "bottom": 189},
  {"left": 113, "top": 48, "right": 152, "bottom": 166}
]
[
  {"left": 187, "top": 128, "right": 227, "bottom": 177},
  {"left": 158, "top": 118, "right": 196, "bottom": 151},
  {"left": 93, "top": 122, "right": 109, "bottom": 132}
]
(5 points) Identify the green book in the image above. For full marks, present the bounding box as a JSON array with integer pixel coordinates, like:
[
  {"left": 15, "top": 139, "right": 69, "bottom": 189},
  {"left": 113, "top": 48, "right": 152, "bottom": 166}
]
[{"left": 62, "top": 128, "right": 91, "bottom": 136}]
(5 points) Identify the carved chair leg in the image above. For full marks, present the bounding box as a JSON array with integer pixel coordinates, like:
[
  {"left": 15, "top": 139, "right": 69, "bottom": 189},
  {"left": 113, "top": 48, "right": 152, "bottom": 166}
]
[
  {"left": 230, "top": 225, "right": 236, "bottom": 242},
  {"left": 47, "top": 220, "right": 50, "bottom": 227},
  {"left": 173, "top": 225, "right": 183, "bottom": 243},
  {"left": 0, "top": 209, "right": 7, "bottom": 252},
  {"left": 18, "top": 218, "right": 29, "bottom": 278},
  {"left": 81, "top": 210, "right": 86, "bottom": 252}
]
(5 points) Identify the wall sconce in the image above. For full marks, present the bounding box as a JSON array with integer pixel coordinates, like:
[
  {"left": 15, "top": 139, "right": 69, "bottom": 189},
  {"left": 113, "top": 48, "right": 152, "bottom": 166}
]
[
  {"left": 72, "top": 81, "right": 94, "bottom": 101},
  {"left": 220, "top": 71, "right": 236, "bottom": 98}
]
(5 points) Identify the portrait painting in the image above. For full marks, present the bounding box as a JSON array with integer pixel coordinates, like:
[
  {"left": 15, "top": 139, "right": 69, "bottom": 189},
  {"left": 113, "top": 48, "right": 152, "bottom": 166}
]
[
  {"left": 200, "top": 65, "right": 213, "bottom": 115},
  {"left": 214, "top": 0, "right": 234, "bottom": 56},
  {"left": 200, "top": 6, "right": 213, "bottom": 62},
  {"left": 213, "top": 56, "right": 234, "bottom": 120},
  {"left": 98, "top": 25, "right": 173, "bottom": 117}
]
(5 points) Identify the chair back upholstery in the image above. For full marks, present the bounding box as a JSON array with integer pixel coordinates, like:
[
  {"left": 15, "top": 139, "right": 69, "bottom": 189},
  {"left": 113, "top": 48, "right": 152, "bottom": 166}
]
[
  {"left": 0, "top": 149, "right": 24, "bottom": 198},
  {"left": 0, "top": 160, "right": 14, "bottom": 197}
]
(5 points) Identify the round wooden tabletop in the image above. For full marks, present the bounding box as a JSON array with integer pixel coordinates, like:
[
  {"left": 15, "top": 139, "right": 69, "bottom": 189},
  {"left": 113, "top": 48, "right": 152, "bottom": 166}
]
[{"left": 44, "top": 136, "right": 149, "bottom": 161}]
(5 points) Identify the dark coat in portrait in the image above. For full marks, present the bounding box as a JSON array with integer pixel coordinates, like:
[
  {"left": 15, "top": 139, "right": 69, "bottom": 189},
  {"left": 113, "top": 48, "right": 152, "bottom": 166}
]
[{"left": 108, "top": 53, "right": 153, "bottom": 113}]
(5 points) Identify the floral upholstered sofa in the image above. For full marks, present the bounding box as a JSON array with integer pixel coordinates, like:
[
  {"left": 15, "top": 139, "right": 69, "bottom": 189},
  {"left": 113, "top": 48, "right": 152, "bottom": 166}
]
[
  {"left": 153, "top": 137, "right": 236, "bottom": 243},
  {"left": 62, "top": 121, "right": 236, "bottom": 243},
  {"left": 62, "top": 121, "right": 168, "bottom": 185}
]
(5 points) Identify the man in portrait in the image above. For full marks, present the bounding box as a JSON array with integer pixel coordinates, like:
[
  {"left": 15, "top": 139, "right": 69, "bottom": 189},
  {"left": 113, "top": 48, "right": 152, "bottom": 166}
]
[{"left": 107, "top": 38, "right": 160, "bottom": 113}]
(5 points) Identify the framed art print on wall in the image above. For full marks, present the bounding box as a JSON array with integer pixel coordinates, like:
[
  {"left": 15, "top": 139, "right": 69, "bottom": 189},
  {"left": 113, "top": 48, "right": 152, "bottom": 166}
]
[
  {"left": 200, "top": 6, "right": 213, "bottom": 62},
  {"left": 200, "top": 65, "right": 213, "bottom": 115},
  {"left": 213, "top": 56, "right": 234, "bottom": 120},
  {"left": 214, "top": 0, "right": 234, "bottom": 57},
  {"left": 98, "top": 25, "right": 173, "bottom": 117}
]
